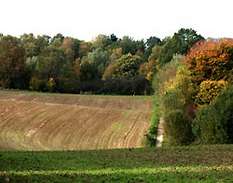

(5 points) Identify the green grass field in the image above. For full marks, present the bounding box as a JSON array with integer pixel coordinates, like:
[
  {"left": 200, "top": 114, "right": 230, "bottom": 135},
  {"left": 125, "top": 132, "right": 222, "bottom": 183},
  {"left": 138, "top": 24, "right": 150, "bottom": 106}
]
[{"left": 1, "top": 145, "right": 233, "bottom": 182}]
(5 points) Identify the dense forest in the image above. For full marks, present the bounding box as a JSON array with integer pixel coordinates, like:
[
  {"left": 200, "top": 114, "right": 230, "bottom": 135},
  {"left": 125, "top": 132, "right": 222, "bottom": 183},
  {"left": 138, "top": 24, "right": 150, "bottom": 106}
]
[{"left": 0, "top": 28, "right": 204, "bottom": 95}]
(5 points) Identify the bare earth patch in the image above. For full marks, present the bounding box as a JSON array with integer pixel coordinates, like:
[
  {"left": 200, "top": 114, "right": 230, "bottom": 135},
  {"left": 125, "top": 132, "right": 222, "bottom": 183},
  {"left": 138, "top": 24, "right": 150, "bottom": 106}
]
[{"left": 0, "top": 90, "right": 152, "bottom": 150}]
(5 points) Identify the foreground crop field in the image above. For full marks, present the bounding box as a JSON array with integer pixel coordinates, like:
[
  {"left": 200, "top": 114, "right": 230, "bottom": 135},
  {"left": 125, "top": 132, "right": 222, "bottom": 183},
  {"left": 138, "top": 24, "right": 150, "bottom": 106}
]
[
  {"left": 0, "top": 90, "right": 151, "bottom": 150},
  {"left": 1, "top": 145, "right": 233, "bottom": 182}
]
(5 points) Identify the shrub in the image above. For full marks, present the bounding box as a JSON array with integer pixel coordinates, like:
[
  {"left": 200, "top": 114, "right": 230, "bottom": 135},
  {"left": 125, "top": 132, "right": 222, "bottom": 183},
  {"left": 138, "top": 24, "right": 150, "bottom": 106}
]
[
  {"left": 196, "top": 80, "right": 228, "bottom": 105},
  {"left": 161, "top": 64, "right": 195, "bottom": 145},
  {"left": 29, "top": 77, "right": 47, "bottom": 91},
  {"left": 47, "top": 78, "right": 56, "bottom": 92},
  {"left": 56, "top": 78, "right": 81, "bottom": 93},
  {"left": 145, "top": 96, "right": 160, "bottom": 146},
  {"left": 152, "top": 54, "right": 182, "bottom": 96},
  {"left": 146, "top": 56, "right": 181, "bottom": 146},
  {"left": 99, "top": 76, "right": 151, "bottom": 95},
  {"left": 192, "top": 105, "right": 227, "bottom": 144},
  {"left": 57, "top": 77, "right": 151, "bottom": 95},
  {"left": 160, "top": 64, "right": 195, "bottom": 117},
  {"left": 164, "top": 110, "right": 193, "bottom": 145},
  {"left": 193, "top": 84, "right": 233, "bottom": 144},
  {"left": 150, "top": 56, "right": 195, "bottom": 146}
]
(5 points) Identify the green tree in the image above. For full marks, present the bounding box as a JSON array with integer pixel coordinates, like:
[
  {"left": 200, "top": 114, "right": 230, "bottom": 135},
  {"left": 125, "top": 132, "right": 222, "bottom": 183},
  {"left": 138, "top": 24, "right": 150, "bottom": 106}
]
[
  {"left": 145, "top": 36, "right": 161, "bottom": 58},
  {"left": 20, "top": 34, "right": 49, "bottom": 57},
  {"left": 119, "top": 36, "right": 145, "bottom": 55},
  {"left": 36, "top": 35, "right": 50, "bottom": 51},
  {"left": 87, "top": 48, "right": 110, "bottom": 77},
  {"left": 159, "top": 28, "right": 204, "bottom": 65},
  {"left": 34, "top": 47, "right": 69, "bottom": 80},
  {"left": 110, "top": 34, "right": 118, "bottom": 42},
  {"left": 92, "top": 34, "right": 112, "bottom": 49},
  {"left": 193, "top": 85, "right": 233, "bottom": 144},
  {"left": 50, "top": 33, "right": 64, "bottom": 47},
  {"left": 80, "top": 56, "right": 98, "bottom": 81},
  {"left": 20, "top": 33, "right": 38, "bottom": 57},
  {"left": 103, "top": 48, "right": 123, "bottom": 80},
  {"left": 112, "top": 53, "right": 143, "bottom": 79}
]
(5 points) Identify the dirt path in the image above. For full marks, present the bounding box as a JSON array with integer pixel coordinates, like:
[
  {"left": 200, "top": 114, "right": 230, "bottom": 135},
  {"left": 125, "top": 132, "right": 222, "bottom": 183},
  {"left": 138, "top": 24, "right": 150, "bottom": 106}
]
[{"left": 156, "top": 117, "right": 164, "bottom": 147}]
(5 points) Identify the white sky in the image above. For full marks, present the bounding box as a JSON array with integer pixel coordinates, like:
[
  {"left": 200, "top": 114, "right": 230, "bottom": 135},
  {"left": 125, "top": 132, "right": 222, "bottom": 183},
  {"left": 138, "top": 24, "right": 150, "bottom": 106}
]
[{"left": 1, "top": 0, "right": 233, "bottom": 41}]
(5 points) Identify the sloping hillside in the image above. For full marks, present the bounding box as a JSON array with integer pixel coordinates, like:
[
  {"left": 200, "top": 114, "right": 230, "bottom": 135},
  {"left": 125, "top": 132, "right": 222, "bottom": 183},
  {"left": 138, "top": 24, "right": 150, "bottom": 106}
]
[{"left": 0, "top": 91, "right": 152, "bottom": 150}]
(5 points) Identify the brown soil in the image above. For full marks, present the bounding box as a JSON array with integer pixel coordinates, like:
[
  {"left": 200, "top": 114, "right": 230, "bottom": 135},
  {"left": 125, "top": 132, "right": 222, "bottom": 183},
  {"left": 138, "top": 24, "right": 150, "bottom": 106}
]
[{"left": 0, "top": 90, "right": 152, "bottom": 150}]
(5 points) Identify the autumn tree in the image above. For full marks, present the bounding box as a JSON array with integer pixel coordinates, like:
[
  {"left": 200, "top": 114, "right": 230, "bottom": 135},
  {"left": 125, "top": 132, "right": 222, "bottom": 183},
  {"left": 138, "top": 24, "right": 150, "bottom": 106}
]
[
  {"left": 73, "top": 58, "right": 81, "bottom": 78},
  {"left": 103, "top": 48, "right": 123, "bottom": 80},
  {"left": 109, "top": 48, "right": 123, "bottom": 63},
  {"left": 139, "top": 59, "right": 158, "bottom": 81},
  {"left": 185, "top": 39, "right": 233, "bottom": 84},
  {"left": 60, "top": 37, "right": 81, "bottom": 62},
  {"left": 140, "top": 45, "right": 162, "bottom": 81},
  {"left": 0, "top": 36, "right": 26, "bottom": 88},
  {"left": 78, "top": 41, "right": 92, "bottom": 58}
]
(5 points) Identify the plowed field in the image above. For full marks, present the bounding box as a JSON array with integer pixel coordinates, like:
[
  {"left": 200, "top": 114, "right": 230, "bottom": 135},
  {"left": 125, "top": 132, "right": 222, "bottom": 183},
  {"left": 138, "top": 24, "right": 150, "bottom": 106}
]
[{"left": 0, "top": 91, "right": 152, "bottom": 150}]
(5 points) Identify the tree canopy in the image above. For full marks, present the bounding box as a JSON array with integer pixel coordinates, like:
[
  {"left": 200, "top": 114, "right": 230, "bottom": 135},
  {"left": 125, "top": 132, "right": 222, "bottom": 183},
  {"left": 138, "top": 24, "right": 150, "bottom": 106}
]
[{"left": 0, "top": 28, "right": 204, "bottom": 95}]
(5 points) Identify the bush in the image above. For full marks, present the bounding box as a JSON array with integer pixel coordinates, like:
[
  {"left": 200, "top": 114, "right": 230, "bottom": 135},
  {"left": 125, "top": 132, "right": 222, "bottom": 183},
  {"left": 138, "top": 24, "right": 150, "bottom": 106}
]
[
  {"left": 196, "top": 80, "right": 228, "bottom": 105},
  {"left": 47, "top": 78, "right": 56, "bottom": 92},
  {"left": 152, "top": 54, "right": 182, "bottom": 96},
  {"left": 56, "top": 76, "right": 151, "bottom": 95},
  {"left": 145, "top": 96, "right": 160, "bottom": 146},
  {"left": 146, "top": 57, "right": 180, "bottom": 146},
  {"left": 56, "top": 78, "right": 81, "bottom": 93},
  {"left": 161, "top": 65, "right": 195, "bottom": 145},
  {"left": 149, "top": 56, "right": 195, "bottom": 146},
  {"left": 160, "top": 64, "right": 195, "bottom": 117},
  {"left": 161, "top": 86, "right": 195, "bottom": 145},
  {"left": 193, "top": 84, "right": 233, "bottom": 144},
  {"left": 164, "top": 110, "right": 193, "bottom": 145},
  {"left": 99, "top": 76, "right": 151, "bottom": 95},
  {"left": 29, "top": 77, "right": 47, "bottom": 91}
]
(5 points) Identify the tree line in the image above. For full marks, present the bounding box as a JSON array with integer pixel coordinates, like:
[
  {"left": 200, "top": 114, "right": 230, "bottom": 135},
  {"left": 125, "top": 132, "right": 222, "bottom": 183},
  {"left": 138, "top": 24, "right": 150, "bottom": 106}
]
[
  {"left": 147, "top": 38, "right": 233, "bottom": 146},
  {"left": 0, "top": 28, "right": 204, "bottom": 95}
]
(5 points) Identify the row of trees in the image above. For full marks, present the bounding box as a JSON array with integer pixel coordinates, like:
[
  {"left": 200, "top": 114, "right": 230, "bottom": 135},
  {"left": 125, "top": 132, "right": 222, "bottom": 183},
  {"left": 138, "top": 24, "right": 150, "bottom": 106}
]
[
  {"left": 0, "top": 28, "right": 203, "bottom": 95},
  {"left": 149, "top": 38, "right": 233, "bottom": 146}
]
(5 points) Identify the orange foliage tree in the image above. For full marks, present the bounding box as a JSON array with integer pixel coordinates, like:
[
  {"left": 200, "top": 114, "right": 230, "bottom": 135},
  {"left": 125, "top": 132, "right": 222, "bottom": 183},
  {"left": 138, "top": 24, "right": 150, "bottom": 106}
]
[{"left": 185, "top": 39, "right": 233, "bottom": 84}]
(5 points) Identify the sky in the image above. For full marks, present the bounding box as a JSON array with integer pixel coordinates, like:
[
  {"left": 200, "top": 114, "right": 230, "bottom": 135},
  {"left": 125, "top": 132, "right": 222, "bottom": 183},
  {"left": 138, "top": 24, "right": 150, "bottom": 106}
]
[{"left": 1, "top": 0, "right": 233, "bottom": 41}]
